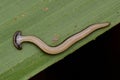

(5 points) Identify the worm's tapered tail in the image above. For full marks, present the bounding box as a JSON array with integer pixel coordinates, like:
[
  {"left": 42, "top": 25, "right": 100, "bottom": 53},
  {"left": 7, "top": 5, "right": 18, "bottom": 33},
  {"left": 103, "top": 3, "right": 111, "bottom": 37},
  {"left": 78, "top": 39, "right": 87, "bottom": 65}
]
[{"left": 13, "top": 22, "right": 110, "bottom": 54}]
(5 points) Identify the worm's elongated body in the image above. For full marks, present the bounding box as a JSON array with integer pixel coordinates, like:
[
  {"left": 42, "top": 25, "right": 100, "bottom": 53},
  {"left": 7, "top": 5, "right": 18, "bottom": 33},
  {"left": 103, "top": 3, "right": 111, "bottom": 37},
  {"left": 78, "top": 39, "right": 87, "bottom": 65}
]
[{"left": 13, "top": 23, "right": 110, "bottom": 54}]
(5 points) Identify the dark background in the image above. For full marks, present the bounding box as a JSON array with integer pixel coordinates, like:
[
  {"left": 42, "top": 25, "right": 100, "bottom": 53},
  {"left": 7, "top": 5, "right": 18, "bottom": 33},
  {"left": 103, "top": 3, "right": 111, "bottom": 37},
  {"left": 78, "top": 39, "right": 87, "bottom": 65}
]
[{"left": 30, "top": 23, "right": 120, "bottom": 80}]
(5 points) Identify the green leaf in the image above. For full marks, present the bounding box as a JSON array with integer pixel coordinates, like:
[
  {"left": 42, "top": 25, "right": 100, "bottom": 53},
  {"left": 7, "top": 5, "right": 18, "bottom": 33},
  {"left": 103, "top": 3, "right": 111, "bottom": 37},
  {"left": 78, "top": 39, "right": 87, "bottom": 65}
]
[{"left": 0, "top": 0, "right": 120, "bottom": 80}]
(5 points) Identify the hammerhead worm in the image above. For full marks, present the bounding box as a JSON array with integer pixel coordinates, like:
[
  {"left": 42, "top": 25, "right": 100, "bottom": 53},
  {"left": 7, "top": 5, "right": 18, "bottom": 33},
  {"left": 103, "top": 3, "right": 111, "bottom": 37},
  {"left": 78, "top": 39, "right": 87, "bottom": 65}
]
[{"left": 13, "top": 22, "right": 110, "bottom": 54}]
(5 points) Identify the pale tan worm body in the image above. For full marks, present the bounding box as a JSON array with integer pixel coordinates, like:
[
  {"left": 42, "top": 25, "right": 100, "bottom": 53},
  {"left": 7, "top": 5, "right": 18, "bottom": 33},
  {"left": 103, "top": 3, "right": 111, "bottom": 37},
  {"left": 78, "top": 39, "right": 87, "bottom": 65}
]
[{"left": 13, "top": 23, "right": 110, "bottom": 54}]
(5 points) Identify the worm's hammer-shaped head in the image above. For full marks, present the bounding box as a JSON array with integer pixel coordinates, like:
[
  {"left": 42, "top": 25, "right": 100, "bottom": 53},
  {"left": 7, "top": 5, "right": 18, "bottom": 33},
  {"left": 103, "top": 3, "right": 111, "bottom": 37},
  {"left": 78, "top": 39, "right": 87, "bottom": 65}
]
[{"left": 13, "top": 31, "right": 22, "bottom": 50}]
